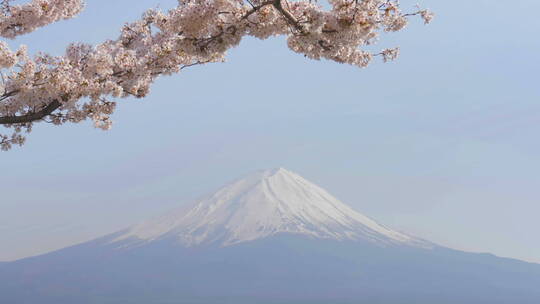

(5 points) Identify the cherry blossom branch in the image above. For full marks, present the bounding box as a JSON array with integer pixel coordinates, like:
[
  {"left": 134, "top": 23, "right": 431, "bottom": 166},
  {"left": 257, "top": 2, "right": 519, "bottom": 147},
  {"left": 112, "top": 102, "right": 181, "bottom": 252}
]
[
  {"left": 0, "top": 0, "right": 84, "bottom": 39},
  {"left": 0, "top": 0, "right": 433, "bottom": 150},
  {"left": 242, "top": 0, "right": 274, "bottom": 21},
  {"left": 0, "top": 99, "right": 60, "bottom": 124},
  {"left": 272, "top": 0, "right": 304, "bottom": 33}
]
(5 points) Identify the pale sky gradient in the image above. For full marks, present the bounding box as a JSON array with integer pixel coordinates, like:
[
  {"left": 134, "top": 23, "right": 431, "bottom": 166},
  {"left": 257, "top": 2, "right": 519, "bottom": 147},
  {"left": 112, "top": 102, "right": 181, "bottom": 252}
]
[{"left": 1, "top": 0, "right": 540, "bottom": 263}]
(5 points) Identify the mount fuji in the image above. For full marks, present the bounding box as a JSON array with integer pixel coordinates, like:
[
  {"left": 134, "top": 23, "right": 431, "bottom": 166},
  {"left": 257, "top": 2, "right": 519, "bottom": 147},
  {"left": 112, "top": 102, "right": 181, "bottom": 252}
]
[
  {"left": 1, "top": 168, "right": 539, "bottom": 304},
  {"left": 113, "top": 168, "right": 426, "bottom": 248}
]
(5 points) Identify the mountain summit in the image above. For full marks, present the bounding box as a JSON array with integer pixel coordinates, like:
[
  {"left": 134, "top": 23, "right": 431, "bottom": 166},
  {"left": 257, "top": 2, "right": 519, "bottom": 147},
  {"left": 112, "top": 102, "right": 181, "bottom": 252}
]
[{"left": 114, "top": 168, "right": 423, "bottom": 247}]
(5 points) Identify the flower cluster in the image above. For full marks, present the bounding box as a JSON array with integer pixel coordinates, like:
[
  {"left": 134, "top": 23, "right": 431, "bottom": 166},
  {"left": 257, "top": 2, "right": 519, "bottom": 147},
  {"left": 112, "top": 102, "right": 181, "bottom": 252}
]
[
  {"left": 0, "top": 0, "right": 84, "bottom": 39},
  {"left": 380, "top": 47, "right": 400, "bottom": 63},
  {"left": 419, "top": 9, "right": 434, "bottom": 24},
  {"left": 0, "top": 0, "right": 432, "bottom": 150}
]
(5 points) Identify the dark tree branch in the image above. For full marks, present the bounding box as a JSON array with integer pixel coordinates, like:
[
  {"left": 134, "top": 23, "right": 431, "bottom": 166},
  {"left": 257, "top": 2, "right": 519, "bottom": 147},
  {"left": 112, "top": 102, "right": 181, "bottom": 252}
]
[
  {"left": 242, "top": 0, "right": 274, "bottom": 20},
  {"left": 272, "top": 0, "right": 305, "bottom": 33},
  {"left": 0, "top": 100, "right": 61, "bottom": 124}
]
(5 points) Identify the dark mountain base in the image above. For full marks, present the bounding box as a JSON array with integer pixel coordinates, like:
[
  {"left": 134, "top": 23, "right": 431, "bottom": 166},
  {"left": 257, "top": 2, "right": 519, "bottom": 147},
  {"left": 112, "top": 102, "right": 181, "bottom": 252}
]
[{"left": 1, "top": 235, "right": 539, "bottom": 304}]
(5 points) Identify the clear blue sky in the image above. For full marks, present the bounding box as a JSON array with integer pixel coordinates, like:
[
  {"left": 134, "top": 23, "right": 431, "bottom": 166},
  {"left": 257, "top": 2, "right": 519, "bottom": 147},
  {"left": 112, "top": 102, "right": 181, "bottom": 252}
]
[{"left": 1, "top": 0, "right": 539, "bottom": 263}]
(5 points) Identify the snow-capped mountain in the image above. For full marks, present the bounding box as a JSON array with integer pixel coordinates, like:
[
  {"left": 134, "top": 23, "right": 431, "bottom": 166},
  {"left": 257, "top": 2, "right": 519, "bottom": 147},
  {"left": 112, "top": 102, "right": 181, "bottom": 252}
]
[
  {"left": 114, "top": 168, "right": 425, "bottom": 247},
  {"left": 1, "top": 168, "right": 539, "bottom": 304}
]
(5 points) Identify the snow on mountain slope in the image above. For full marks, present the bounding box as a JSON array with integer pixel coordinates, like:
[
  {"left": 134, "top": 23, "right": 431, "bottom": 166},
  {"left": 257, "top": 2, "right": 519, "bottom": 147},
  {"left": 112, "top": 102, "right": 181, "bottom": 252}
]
[{"left": 114, "top": 168, "right": 430, "bottom": 247}]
